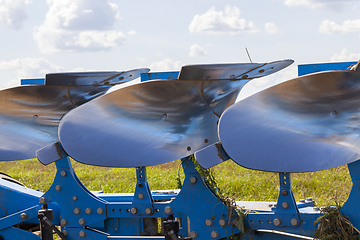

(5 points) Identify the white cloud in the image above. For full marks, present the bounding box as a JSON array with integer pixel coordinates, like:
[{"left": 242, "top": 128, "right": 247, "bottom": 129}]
[
  {"left": 330, "top": 48, "right": 360, "bottom": 62},
  {"left": 189, "top": 44, "right": 207, "bottom": 57},
  {"left": 188, "top": 6, "right": 258, "bottom": 35},
  {"left": 127, "top": 30, "right": 137, "bottom": 36},
  {"left": 282, "top": 0, "right": 357, "bottom": 11},
  {"left": 33, "top": 0, "right": 125, "bottom": 53},
  {"left": 149, "top": 58, "right": 182, "bottom": 71},
  {"left": 0, "top": 0, "right": 29, "bottom": 30},
  {"left": 319, "top": 19, "right": 360, "bottom": 34},
  {"left": 265, "top": 22, "right": 282, "bottom": 35}
]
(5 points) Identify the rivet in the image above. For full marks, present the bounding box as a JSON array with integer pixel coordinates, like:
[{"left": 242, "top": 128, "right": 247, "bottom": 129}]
[
  {"left": 211, "top": 230, "right": 219, "bottom": 238},
  {"left": 282, "top": 202, "right": 289, "bottom": 209},
  {"left": 138, "top": 193, "right": 144, "bottom": 199},
  {"left": 85, "top": 208, "right": 92, "bottom": 214},
  {"left": 145, "top": 207, "right": 153, "bottom": 215},
  {"left": 62, "top": 230, "right": 68, "bottom": 236},
  {"left": 205, "top": 219, "right": 213, "bottom": 226},
  {"left": 273, "top": 218, "right": 281, "bottom": 226},
  {"left": 219, "top": 219, "right": 226, "bottom": 227},
  {"left": 187, "top": 146, "right": 191, "bottom": 151},
  {"left": 97, "top": 207, "right": 104, "bottom": 215},
  {"left": 55, "top": 185, "right": 61, "bottom": 191},
  {"left": 299, "top": 199, "right": 305, "bottom": 203},
  {"left": 190, "top": 231, "right": 197, "bottom": 238},
  {"left": 291, "top": 218, "right": 299, "bottom": 226},
  {"left": 39, "top": 197, "right": 46, "bottom": 204},
  {"left": 131, "top": 207, "right": 138, "bottom": 215},
  {"left": 190, "top": 176, "right": 197, "bottom": 183},
  {"left": 73, "top": 196, "right": 78, "bottom": 201},
  {"left": 79, "top": 218, "right": 85, "bottom": 225},
  {"left": 281, "top": 190, "right": 288, "bottom": 196},
  {"left": 164, "top": 206, "right": 172, "bottom": 214},
  {"left": 60, "top": 219, "right": 67, "bottom": 226},
  {"left": 74, "top": 208, "right": 81, "bottom": 215},
  {"left": 79, "top": 230, "right": 86, "bottom": 237},
  {"left": 20, "top": 213, "right": 27, "bottom": 220},
  {"left": 60, "top": 170, "right": 67, "bottom": 177}
]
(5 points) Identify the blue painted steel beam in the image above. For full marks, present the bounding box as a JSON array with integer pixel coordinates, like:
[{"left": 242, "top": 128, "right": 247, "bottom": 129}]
[
  {"left": 140, "top": 72, "right": 179, "bottom": 82},
  {"left": 298, "top": 61, "right": 357, "bottom": 76}
]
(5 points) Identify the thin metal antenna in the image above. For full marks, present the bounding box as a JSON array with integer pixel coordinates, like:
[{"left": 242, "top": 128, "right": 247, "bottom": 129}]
[{"left": 245, "top": 47, "right": 253, "bottom": 63}]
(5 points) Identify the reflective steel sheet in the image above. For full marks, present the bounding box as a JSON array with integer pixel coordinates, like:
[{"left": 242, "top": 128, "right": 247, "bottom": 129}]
[
  {"left": 0, "top": 69, "right": 148, "bottom": 161},
  {"left": 219, "top": 70, "right": 360, "bottom": 172}
]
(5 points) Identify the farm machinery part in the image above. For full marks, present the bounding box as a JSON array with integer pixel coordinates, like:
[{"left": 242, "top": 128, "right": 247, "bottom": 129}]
[{"left": 0, "top": 59, "right": 358, "bottom": 239}]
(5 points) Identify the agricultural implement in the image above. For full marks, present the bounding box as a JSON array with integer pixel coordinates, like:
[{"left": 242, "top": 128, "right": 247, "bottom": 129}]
[{"left": 0, "top": 59, "right": 359, "bottom": 239}]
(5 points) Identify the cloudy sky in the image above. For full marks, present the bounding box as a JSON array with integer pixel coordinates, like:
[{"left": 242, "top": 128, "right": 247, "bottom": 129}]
[{"left": 0, "top": 0, "right": 359, "bottom": 98}]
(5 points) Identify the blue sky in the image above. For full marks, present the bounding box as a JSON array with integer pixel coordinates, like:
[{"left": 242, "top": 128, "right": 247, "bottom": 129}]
[{"left": 0, "top": 0, "right": 359, "bottom": 98}]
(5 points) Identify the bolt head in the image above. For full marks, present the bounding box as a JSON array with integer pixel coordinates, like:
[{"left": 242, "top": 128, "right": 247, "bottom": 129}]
[
  {"left": 131, "top": 207, "right": 138, "bottom": 215},
  {"left": 79, "top": 230, "right": 86, "bottom": 237},
  {"left": 281, "top": 190, "right": 288, "bottom": 196},
  {"left": 219, "top": 219, "right": 226, "bottom": 227},
  {"left": 306, "top": 197, "right": 313, "bottom": 202},
  {"left": 211, "top": 230, "right": 219, "bottom": 238},
  {"left": 62, "top": 230, "right": 68, "bottom": 236},
  {"left": 73, "top": 196, "right": 78, "bottom": 201},
  {"left": 291, "top": 218, "right": 299, "bottom": 226},
  {"left": 205, "top": 219, "right": 213, "bottom": 226},
  {"left": 299, "top": 199, "right": 306, "bottom": 203},
  {"left": 55, "top": 185, "right": 61, "bottom": 191},
  {"left": 97, "top": 207, "right": 104, "bottom": 215},
  {"left": 138, "top": 193, "right": 144, "bottom": 199},
  {"left": 145, "top": 207, "right": 152, "bottom": 215},
  {"left": 74, "top": 208, "right": 81, "bottom": 215},
  {"left": 60, "top": 219, "right": 67, "bottom": 226},
  {"left": 282, "top": 202, "right": 289, "bottom": 209},
  {"left": 190, "top": 231, "right": 198, "bottom": 239},
  {"left": 190, "top": 176, "right": 197, "bottom": 183},
  {"left": 39, "top": 197, "right": 46, "bottom": 204},
  {"left": 60, "top": 170, "right": 67, "bottom": 177},
  {"left": 85, "top": 208, "right": 92, "bottom": 214},
  {"left": 20, "top": 213, "right": 27, "bottom": 220},
  {"left": 164, "top": 206, "right": 172, "bottom": 214},
  {"left": 79, "top": 218, "right": 85, "bottom": 225},
  {"left": 273, "top": 218, "right": 281, "bottom": 226}
]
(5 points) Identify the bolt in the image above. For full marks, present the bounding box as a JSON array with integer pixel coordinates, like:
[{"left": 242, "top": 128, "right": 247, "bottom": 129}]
[
  {"left": 138, "top": 193, "right": 144, "bottom": 199},
  {"left": 291, "top": 218, "right": 299, "bottom": 226},
  {"left": 20, "top": 213, "right": 27, "bottom": 220},
  {"left": 219, "top": 219, "right": 226, "bottom": 227},
  {"left": 73, "top": 196, "right": 78, "bottom": 201},
  {"left": 85, "top": 208, "right": 92, "bottom": 214},
  {"left": 39, "top": 197, "right": 46, "bottom": 204},
  {"left": 97, "top": 207, "right": 104, "bottom": 215},
  {"left": 62, "top": 230, "right": 68, "bottom": 236},
  {"left": 79, "top": 218, "right": 85, "bottom": 225},
  {"left": 281, "top": 190, "right": 288, "bottom": 196},
  {"left": 190, "top": 231, "right": 198, "bottom": 239},
  {"left": 164, "top": 206, "right": 172, "bottom": 214},
  {"left": 273, "top": 218, "right": 281, "bottom": 226},
  {"left": 282, "top": 202, "right": 289, "bottom": 209},
  {"left": 131, "top": 207, "right": 138, "bottom": 215},
  {"left": 145, "top": 207, "right": 153, "bottom": 215},
  {"left": 79, "top": 230, "right": 86, "bottom": 237},
  {"left": 211, "top": 230, "right": 219, "bottom": 238},
  {"left": 306, "top": 197, "right": 313, "bottom": 202},
  {"left": 190, "top": 176, "right": 197, "bottom": 183},
  {"left": 55, "top": 185, "right": 61, "bottom": 191},
  {"left": 205, "top": 219, "right": 213, "bottom": 226},
  {"left": 60, "top": 170, "right": 67, "bottom": 177},
  {"left": 299, "top": 199, "right": 305, "bottom": 203},
  {"left": 60, "top": 219, "right": 67, "bottom": 226},
  {"left": 74, "top": 208, "right": 81, "bottom": 215}
]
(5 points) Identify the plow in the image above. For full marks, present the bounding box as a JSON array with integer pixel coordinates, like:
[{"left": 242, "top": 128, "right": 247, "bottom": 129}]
[{"left": 0, "top": 58, "right": 359, "bottom": 239}]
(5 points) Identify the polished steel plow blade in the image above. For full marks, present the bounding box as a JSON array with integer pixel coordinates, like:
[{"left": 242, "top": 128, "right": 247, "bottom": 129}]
[
  {"left": 0, "top": 69, "right": 148, "bottom": 161},
  {"left": 219, "top": 70, "right": 360, "bottom": 172},
  {"left": 58, "top": 60, "right": 294, "bottom": 168}
]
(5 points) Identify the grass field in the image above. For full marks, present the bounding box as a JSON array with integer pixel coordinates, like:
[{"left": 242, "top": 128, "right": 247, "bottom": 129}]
[{"left": 0, "top": 158, "right": 352, "bottom": 207}]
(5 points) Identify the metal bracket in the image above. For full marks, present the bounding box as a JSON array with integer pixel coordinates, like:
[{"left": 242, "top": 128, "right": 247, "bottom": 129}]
[{"left": 131, "top": 167, "right": 155, "bottom": 216}]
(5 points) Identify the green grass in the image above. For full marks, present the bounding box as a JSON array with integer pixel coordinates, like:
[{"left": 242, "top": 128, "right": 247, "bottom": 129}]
[{"left": 0, "top": 158, "right": 352, "bottom": 207}]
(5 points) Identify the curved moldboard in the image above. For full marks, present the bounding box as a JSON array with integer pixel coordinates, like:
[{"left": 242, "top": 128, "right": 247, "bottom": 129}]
[{"left": 219, "top": 70, "right": 360, "bottom": 172}]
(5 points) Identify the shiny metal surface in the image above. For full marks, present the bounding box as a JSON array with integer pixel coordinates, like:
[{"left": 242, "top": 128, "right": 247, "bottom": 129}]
[
  {"left": 219, "top": 70, "right": 360, "bottom": 172},
  {"left": 194, "top": 143, "right": 230, "bottom": 169},
  {"left": 58, "top": 60, "right": 293, "bottom": 167},
  {"left": 0, "top": 68, "right": 148, "bottom": 161},
  {"left": 178, "top": 60, "right": 294, "bottom": 80}
]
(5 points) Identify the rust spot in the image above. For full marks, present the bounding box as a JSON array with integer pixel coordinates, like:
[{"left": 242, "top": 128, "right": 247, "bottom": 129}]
[
  {"left": 215, "top": 143, "right": 228, "bottom": 161},
  {"left": 259, "top": 69, "right": 265, "bottom": 73},
  {"left": 119, "top": 77, "right": 124, "bottom": 80},
  {"left": 33, "top": 115, "right": 38, "bottom": 119},
  {"left": 204, "top": 75, "right": 210, "bottom": 80},
  {"left": 187, "top": 146, "right": 191, "bottom": 151},
  {"left": 204, "top": 139, "right": 208, "bottom": 143},
  {"left": 104, "top": 81, "right": 110, "bottom": 85},
  {"left": 241, "top": 75, "right": 248, "bottom": 79}
]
